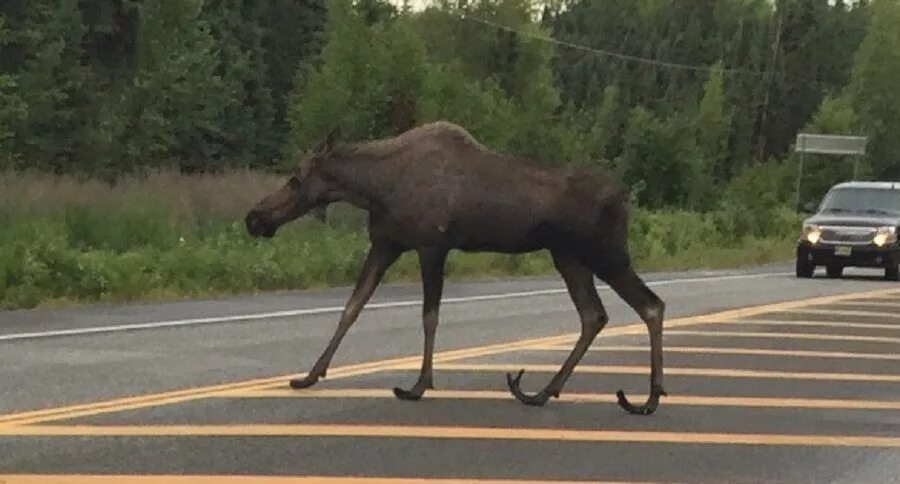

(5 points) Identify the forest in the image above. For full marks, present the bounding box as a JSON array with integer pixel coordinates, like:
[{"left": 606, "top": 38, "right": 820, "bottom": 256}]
[{"left": 1, "top": 0, "right": 899, "bottom": 309}]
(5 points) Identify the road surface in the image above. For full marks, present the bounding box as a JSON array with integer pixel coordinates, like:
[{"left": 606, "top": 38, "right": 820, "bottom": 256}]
[{"left": 1, "top": 263, "right": 899, "bottom": 483}]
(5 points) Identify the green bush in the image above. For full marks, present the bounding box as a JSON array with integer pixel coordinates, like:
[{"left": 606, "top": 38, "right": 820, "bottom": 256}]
[{"left": 0, "top": 170, "right": 799, "bottom": 310}]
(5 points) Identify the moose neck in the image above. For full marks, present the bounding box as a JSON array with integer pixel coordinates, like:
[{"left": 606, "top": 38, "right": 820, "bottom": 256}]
[{"left": 324, "top": 148, "right": 397, "bottom": 214}]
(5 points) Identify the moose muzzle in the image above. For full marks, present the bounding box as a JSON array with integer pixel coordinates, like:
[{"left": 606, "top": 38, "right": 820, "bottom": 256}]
[{"left": 244, "top": 209, "right": 278, "bottom": 238}]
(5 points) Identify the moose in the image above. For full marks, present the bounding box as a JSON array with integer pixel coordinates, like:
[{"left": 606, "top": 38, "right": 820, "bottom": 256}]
[{"left": 245, "top": 121, "right": 667, "bottom": 414}]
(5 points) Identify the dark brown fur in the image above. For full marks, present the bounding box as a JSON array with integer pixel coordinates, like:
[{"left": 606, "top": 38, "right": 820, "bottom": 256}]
[{"left": 246, "top": 121, "right": 666, "bottom": 413}]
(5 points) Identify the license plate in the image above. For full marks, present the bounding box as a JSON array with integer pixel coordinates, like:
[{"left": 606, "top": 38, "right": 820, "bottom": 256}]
[{"left": 834, "top": 246, "right": 852, "bottom": 256}]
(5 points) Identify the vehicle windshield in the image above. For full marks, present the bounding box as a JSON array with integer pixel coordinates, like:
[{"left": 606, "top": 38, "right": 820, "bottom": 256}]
[{"left": 819, "top": 187, "right": 900, "bottom": 215}]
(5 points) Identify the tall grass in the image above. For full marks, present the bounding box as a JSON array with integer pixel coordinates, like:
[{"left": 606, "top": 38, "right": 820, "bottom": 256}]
[{"left": 0, "top": 170, "right": 799, "bottom": 310}]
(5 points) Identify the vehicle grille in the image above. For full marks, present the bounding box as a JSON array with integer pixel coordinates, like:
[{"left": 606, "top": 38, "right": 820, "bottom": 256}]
[{"left": 820, "top": 226, "right": 875, "bottom": 245}]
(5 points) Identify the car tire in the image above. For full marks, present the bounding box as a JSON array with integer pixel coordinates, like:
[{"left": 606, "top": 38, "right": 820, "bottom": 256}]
[
  {"left": 826, "top": 265, "right": 844, "bottom": 279},
  {"left": 796, "top": 258, "right": 814, "bottom": 278},
  {"left": 887, "top": 264, "right": 899, "bottom": 282}
]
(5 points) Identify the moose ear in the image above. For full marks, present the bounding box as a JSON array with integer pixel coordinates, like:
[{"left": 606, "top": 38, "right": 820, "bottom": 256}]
[{"left": 314, "top": 126, "right": 341, "bottom": 154}]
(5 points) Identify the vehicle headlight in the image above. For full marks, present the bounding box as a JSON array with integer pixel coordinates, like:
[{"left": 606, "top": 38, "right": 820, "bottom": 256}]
[
  {"left": 802, "top": 224, "right": 821, "bottom": 244},
  {"left": 873, "top": 226, "right": 898, "bottom": 247}
]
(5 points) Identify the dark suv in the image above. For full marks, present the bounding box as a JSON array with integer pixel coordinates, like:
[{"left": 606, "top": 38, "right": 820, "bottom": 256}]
[{"left": 796, "top": 181, "right": 900, "bottom": 281}]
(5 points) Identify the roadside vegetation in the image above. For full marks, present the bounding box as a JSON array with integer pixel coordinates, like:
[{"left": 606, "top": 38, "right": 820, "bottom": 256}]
[
  {"left": 0, "top": 170, "right": 799, "bottom": 310},
  {"left": 2, "top": 0, "right": 898, "bottom": 309}
]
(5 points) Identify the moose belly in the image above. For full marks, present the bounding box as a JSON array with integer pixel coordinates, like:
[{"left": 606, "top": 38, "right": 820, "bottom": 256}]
[
  {"left": 374, "top": 193, "right": 553, "bottom": 252},
  {"left": 446, "top": 219, "right": 551, "bottom": 254}
]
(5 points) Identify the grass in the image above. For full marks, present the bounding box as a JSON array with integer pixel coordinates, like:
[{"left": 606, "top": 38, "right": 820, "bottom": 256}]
[{"left": 0, "top": 170, "right": 799, "bottom": 310}]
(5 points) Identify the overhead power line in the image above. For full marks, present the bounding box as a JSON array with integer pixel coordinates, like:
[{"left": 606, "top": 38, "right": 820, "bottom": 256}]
[{"left": 453, "top": 11, "right": 776, "bottom": 77}]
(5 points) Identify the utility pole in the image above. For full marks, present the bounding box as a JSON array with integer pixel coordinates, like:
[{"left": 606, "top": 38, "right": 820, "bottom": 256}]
[{"left": 757, "top": 9, "right": 784, "bottom": 160}]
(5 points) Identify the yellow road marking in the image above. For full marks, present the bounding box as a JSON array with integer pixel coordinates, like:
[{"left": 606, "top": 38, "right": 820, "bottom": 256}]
[
  {"left": 0, "top": 332, "right": 578, "bottom": 427},
  {"left": 710, "top": 319, "right": 900, "bottom": 331},
  {"left": 522, "top": 289, "right": 900, "bottom": 350},
  {"left": 0, "top": 359, "right": 414, "bottom": 427},
  {"left": 850, "top": 294, "right": 900, "bottom": 300},
  {"left": 1, "top": 424, "right": 899, "bottom": 448},
  {"left": 422, "top": 363, "right": 900, "bottom": 382},
  {"left": 0, "top": 322, "right": 655, "bottom": 427},
  {"left": 783, "top": 308, "right": 900, "bottom": 318},
  {"left": 224, "top": 388, "right": 900, "bottom": 410},
  {"left": 1, "top": 287, "right": 897, "bottom": 427},
  {"left": 0, "top": 476, "right": 653, "bottom": 484},
  {"left": 531, "top": 344, "right": 900, "bottom": 361},
  {"left": 666, "top": 330, "right": 900, "bottom": 345},
  {"left": 655, "top": 288, "right": 900, "bottom": 322},
  {"left": 813, "top": 301, "right": 900, "bottom": 309}
]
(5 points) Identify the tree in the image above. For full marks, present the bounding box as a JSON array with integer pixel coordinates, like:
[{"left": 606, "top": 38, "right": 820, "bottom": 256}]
[
  {"left": 758, "top": 0, "right": 868, "bottom": 160},
  {"left": 695, "top": 63, "right": 730, "bottom": 181},
  {"left": 0, "top": 16, "right": 26, "bottom": 167},
  {"left": 259, "top": 0, "right": 327, "bottom": 154},
  {"left": 547, "top": 0, "right": 643, "bottom": 109},
  {"left": 416, "top": 60, "right": 518, "bottom": 151},
  {"left": 284, "top": 0, "right": 428, "bottom": 158},
  {"left": 584, "top": 83, "right": 624, "bottom": 163},
  {"left": 4, "top": 0, "right": 90, "bottom": 172},
  {"left": 204, "top": 0, "right": 277, "bottom": 166},
  {"left": 119, "top": 0, "right": 229, "bottom": 173},
  {"left": 844, "top": 0, "right": 900, "bottom": 178},
  {"left": 77, "top": 0, "right": 140, "bottom": 77},
  {"left": 615, "top": 106, "right": 697, "bottom": 209},
  {"left": 0, "top": 75, "right": 27, "bottom": 168},
  {"left": 0, "top": 0, "right": 881, "bottom": 203},
  {"left": 416, "top": 0, "right": 557, "bottom": 104}
]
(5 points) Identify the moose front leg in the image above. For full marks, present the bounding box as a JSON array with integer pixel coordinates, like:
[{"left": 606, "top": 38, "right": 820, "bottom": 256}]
[
  {"left": 289, "top": 241, "right": 402, "bottom": 389},
  {"left": 507, "top": 251, "right": 608, "bottom": 406},
  {"left": 394, "top": 247, "right": 448, "bottom": 401}
]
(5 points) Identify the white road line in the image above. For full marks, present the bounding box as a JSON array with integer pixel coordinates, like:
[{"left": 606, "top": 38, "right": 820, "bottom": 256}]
[{"left": 0, "top": 272, "right": 791, "bottom": 341}]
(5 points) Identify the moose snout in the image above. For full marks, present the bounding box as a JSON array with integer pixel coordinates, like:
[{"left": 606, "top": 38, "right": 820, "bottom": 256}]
[{"left": 245, "top": 209, "right": 277, "bottom": 238}]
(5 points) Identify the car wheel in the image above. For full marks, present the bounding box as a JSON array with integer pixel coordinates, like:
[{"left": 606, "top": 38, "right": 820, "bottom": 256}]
[
  {"left": 796, "top": 257, "right": 814, "bottom": 278},
  {"left": 826, "top": 265, "right": 844, "bottom": 279},
  {"left": 886, "top": 264, "right": 899, "bottom": 282}
]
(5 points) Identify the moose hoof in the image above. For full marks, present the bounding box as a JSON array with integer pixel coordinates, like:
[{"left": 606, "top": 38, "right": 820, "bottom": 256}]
[
  {"left": 393, "top": 387, "right": 425, "bottom": 401},
  {"left": 289, "top": 376, "right": 319, "bottom": 389},
  {"left": 506, "top": 370, "right": 550, "bottom": 406},
  {"left": 616, "top": 388, "right": 664, "bottom": 415}
]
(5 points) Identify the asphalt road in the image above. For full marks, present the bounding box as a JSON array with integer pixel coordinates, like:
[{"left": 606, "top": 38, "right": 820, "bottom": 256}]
[{"left": 1, "top": 263, "right": 899, "bottom": 483}]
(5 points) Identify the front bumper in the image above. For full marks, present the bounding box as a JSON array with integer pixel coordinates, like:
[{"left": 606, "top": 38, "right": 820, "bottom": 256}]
[{"left": 797, "top": 240, "right": 900, "bottom": 268}]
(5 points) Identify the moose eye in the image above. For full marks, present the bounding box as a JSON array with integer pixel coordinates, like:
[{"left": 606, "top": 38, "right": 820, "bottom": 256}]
[{"left": 287, "top": 176, "right": 303, "bottom": 189}]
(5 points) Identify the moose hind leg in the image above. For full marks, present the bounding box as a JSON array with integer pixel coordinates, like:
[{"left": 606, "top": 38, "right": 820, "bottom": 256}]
[
  {"left": 507, "top": 251, "right": 608, "bottom": 406},
  {"left": 603, "top": 266, "right": 666, "bottom": 415},
  {"left": 290, "top": 242, "right": 401, "bottom": 389},
  {"left": 395, "top": 248, "right": 448, "bottom": 401}
]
